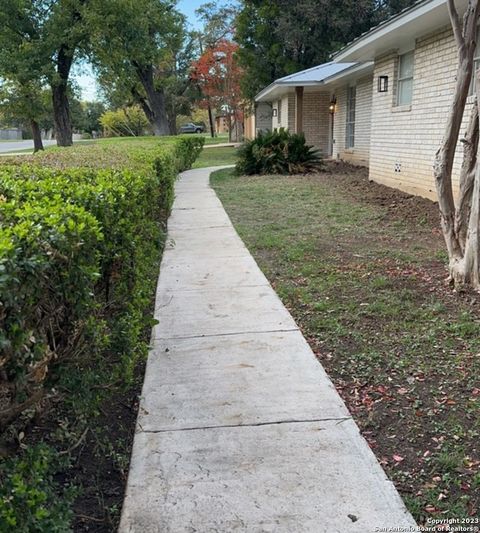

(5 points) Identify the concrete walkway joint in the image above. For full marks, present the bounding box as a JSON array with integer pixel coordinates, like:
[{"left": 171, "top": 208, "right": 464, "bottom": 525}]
[{"left": 120, "top": 166, "right": 417, "bottom": 533}]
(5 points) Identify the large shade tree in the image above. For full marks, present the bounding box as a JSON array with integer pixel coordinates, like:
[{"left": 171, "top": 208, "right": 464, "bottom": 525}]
[
  {"left": 0, "top": 1, "right": 48, "bottom": 151},
  {"left": 45, "top": 0, "right": 90, "bottom": 146},
  {"left": 89, "top": 0, "right": 186, "bottom": 136},
  {"left": 434, "top": 0, "right": 480, "bottom": 289},
  {"left": 0, "top": 82, "right": 48, "bottom": 152},
  {"left": 0, "top": 0, "right": 90, "bottom": 147}
]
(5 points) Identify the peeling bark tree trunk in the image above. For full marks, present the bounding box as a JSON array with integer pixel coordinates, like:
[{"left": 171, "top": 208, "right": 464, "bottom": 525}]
[
  {"left": 434, "top": 0, "right": 480, "bottom": 289},
  {"left": 133, "top": 63, "right": 170, "bottom": 136},
  {"left": 51, "top": 46, "right": 74, "bottom": 147},
  {"left": 31, "top": 119, "right": 44, "bottom": 153}
]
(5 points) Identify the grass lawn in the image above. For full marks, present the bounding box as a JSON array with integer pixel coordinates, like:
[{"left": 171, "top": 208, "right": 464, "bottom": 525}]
[
  {"left": 192, "top": 145, "right": 238, "bottom": 168},
  {"left": 211, "top": 164, "right": 480, "bottom": 523},
  {"left": 201, "top": 133, "right": 229, "bottom": 145},
  {"left": 0, "top": 133, "right": 230, "bottom": 155}
]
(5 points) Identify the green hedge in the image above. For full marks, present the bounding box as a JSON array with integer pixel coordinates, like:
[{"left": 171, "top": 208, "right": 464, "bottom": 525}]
[{"left": 0, "top": 135, "right": 204, "bottom": 431}]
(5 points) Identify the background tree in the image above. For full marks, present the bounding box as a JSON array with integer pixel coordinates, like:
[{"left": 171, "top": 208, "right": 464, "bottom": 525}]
[
  {"left": 0, "top": 0, "right": 49, "bottom": 151},
  {"left": 434, "top": 0, "right": 480, "bottom": 289},
  {"left": 0, "top": 0, "right": 90, "bottom": 147},
  {"left": 100, "top": 106, "right": 150, "bottom": 137},
  {"left": 44, "top": 0, "right": 90, "bottom": 146},
  {"left": 235, "top": 0, "right": 419, "bottom": 100},
  {"left": 157, "top": 29, "right": 197, "bottom": 133},
  {"left": 89, "top": 0, "right": 186, "bottom": 136},
  {"left": 71, "top": 100, "right": 106, "bottom": 135},
  {"left": 0, "top": 81, "right": 49, "bottom": 151},
  {"left": 192, "top": 1, "right": 238, "bottom": 136},
  {"left": 191, "top": 39, "right": 243, "bottom": 141}
]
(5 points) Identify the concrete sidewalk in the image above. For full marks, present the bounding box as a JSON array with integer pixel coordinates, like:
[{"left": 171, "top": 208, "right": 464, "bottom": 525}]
[
  {"left": 120, "top": 166, "right": 417, "bottom": 533},
  {"left": 203, "top": 142, "right": 240, "bottom": 149}
]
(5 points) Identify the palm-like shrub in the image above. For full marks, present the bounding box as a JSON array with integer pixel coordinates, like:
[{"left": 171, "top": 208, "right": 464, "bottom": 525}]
[{"left": 236, "top": 128, "right": 323, "bottom": 175}]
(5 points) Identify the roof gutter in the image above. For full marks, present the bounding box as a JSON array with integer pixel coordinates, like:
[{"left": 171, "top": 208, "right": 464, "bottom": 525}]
[
  {"left": 333, "top": 0, "right": 444, "bottom": 62},
  {"left": 254, "top": 62, "right": 371, "bottom": 102},
  {"left": 323, "top": 61, "right": 374, "bottom": 85}
]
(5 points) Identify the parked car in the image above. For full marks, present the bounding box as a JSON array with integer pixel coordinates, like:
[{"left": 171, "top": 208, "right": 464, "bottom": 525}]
[{"left": 178, "top": 122, "right": 205, "bottom": 134}]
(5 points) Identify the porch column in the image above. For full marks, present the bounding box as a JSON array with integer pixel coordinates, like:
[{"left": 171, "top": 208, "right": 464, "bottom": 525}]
[{"left": 295, "top": 86, "right": 304, "bottom": 133}]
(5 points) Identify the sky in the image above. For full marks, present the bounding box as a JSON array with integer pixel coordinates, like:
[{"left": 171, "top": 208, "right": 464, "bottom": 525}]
[
  {"left": 178, "top": 0, "right": 206, "bottom": 30},
  {"left": 75, "top": 0, "right": 209, "bottom": 100}
]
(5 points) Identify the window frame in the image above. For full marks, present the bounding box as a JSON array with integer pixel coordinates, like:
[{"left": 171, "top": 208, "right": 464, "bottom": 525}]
[
  {"left": 469, "top": 33, "right": 480, "bottom": 96},
  {"left": 396, "top": 51, "right": 414, "bottom": 106},
  {"left": 345, "top": 85, "right": 356, "bottom": 149}
]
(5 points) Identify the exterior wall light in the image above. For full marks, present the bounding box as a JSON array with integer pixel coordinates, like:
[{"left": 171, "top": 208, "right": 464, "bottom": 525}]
[
  {"left": 272, "top": 108, "right": 278, "bottom": 117},
  {"left": 378, "top": 75, "right": 388, "bottom": 92},
  {"left": 329, "top": 96, "right": 337, "bottom": 114}
]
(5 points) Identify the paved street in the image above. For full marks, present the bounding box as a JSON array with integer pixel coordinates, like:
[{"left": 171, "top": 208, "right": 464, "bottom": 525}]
[{"left": 0, "top": 139, "right": 57, "bottom": 154}]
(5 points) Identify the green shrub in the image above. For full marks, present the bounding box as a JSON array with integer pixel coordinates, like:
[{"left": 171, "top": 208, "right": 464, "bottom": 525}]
[
  {"left": 0, "top": 444, "right": 75, "bottom": 532},
  {"left": 175, "top": 135, "right": 205, "bottom": 170},
  {"left": 0, "top": 136, "right": 204, "bottom": 431},
  {"left": 235, "top": 128, "right": 323, "bottom": 175},
  {"left": 0, "top": 135, "right": 204, "bottom": 530},
  {"left": 0, "top": 197, "right": 102, "bottom": 428},
  {"left": 99, "top": 105, "right": 150, "bottom": 137}
]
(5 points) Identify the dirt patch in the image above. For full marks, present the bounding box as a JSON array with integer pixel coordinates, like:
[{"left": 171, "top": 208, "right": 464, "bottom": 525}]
[
  {"left": 69, "top": 381, "right": 140, "bottom": 532},
  {"left": 320, "top": 161, "right": 441, "bottom": 227},
  {"left": 213, "top": 164, "right": 480, "bottom": 524}
]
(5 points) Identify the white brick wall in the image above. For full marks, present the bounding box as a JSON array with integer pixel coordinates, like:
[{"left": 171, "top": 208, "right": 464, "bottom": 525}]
[
  {"left": 333, "top": 74, "right": 373, "bottom": 166},
  {"left": 369, "top": 26, "right": 469, "bottom": 200}
]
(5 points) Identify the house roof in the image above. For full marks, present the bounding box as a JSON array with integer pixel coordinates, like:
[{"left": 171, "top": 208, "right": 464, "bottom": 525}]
[
  {"left": 254, "top": 61, "right": 372, "bottom": 102},
  {"left": 334, "top": 0, "right": 468, "bottom": 62}
]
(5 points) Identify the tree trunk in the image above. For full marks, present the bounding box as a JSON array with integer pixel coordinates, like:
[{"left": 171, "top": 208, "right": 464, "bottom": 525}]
[
  {"left": 198, "top": 36, "right": 216, "bottom": 138},
  {"left": 168, "top": 111, "right": 177, "bottom": 135},
  {"left": 227, "top": 113, "right": 232, "bottom": 142},
  {"left": 207, "top": 100, "right": 215, "bottom": 137},
  {"left": 133, "top": 63, "right": 170, "bottom": 136},
  {"left": 52, "top": 46, "right": 74, "bottom": 147},
  {"left": 31, "top": 120, "right": 44, "bottom": 153},
  {"left": 455, "top": 104, "right": 479, "bottom": 249},
  {"left": 434, "top": 0, "right": 480, "bottom": 288}
]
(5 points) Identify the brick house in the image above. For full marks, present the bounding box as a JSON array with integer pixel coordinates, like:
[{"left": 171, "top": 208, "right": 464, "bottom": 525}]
[
  {"left": 254, "top": 62, "right": 374, "bottom": 167},
  {"left": 254, "top": 0, "right": 471, "bottom": 201}
]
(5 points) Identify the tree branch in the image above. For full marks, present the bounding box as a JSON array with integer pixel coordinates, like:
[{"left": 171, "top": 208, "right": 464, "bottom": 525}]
[
  {"left": 448, "top": 0, "right": 465, "bottom": 50},
  {"left": 456, "top": 101, "right": 479, "bottom": 249}
]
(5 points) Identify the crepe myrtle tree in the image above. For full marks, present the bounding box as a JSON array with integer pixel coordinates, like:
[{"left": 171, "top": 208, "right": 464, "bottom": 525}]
[{"left": 434, "top": 0, "right": 480, "bottom": 289}]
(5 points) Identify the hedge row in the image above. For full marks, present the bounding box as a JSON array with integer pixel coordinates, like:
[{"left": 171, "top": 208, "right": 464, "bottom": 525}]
[{"left": 0, "top": 136, "right": 204, "bottom": 431}]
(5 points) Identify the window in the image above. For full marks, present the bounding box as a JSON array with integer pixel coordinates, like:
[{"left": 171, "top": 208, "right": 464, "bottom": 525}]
[
  {"left": 469, "top": 34, "right": 480, "bottom": 96},
  {"left": 345, "top": 85, "right": 356, "bottom": 149},
  {"left": 277, "top": 99, "right": 282, "bottom": 123},
  {"left": 396, "top": 51, "right": 414, "bottom": 106}
]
